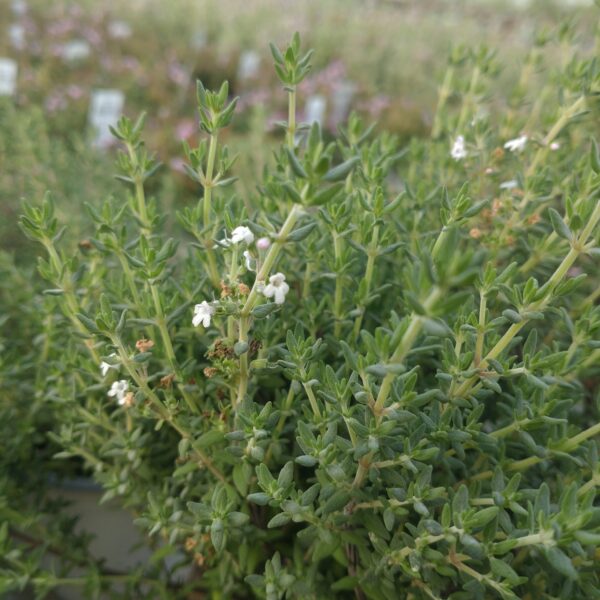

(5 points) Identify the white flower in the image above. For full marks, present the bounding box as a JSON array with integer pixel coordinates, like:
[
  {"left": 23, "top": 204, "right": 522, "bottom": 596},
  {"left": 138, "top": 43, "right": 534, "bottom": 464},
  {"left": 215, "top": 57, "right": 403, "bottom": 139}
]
[
  {"left": 499, "top": 180, "right": 518, "bottom": 190},
  {"left": 257, "top": 236, "right": 271, "bottom": 250},
  {"left": 451, "top": 135, "right": 468, "bottom": 160},
  {"left": 243, "top": 250, "right": 256, "bottom": 271},
  {"left": 262, "top": 272, "right": 290, "bottom": 305},
  {"left": 504, "top": 135, "right": 528, "bottom": 153},
  {"left": 100, "top": 353, "right": 119, "bottom": 377},
  {"left": 108, "top": 380, "right": 129, "bottom": 405},
  {"left": 231, "top": 226, "right": 255, "bottom": 245},
  {"left": 192, "top": 301, "right": 217, "bottom": 328},
  {"left": 550, "top": 141, "right": 560, "bottom": 151}
]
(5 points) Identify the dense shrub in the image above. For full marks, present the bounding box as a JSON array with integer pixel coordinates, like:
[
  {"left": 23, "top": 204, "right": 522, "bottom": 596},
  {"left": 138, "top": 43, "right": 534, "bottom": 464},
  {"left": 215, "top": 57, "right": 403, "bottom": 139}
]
[{"left": 4, "top": 28, "right": 600, "bottom": 599}]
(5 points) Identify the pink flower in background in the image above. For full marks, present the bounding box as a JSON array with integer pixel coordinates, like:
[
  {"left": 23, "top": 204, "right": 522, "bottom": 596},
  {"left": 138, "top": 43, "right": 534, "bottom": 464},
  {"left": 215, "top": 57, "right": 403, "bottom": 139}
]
[
  {"left": 175, "top": 119, "right": 196, "bottom": 140},
  {"left": 47, "top": 18, "right": 76, "bottom": 37},
  {"left": 22, "top": 17, "right": 37, "bottom": 35},
  {"left": 45, "top": 92, "right": 67, "bottom": 113},
  {"left": 567, "top": 266, "right": 583, "bottom": 278},
  {"left": 66, "top": 84, "right": 84, "bottom": 100},
  {"left": 169, "top": 158, "right": 187, "bottom": 173},
  {"left": 21, "top": 68, "right": 35, "bottom": 83},
  {"left": 237, "top": 89, "right": 270, "bottom": 111},
  {"left": 267, "top": 110, "right": 287, "bottom": 131},
  {"left": 50, "top": 43, "right": 64, "bottom": 57},
  {"left": 100, "top": 56, "right": 114, "bottom": 71},
  {"left": 301, "top": 59, "right": 347, "bottom": 96},
  {"left": 360, "top": 94, "right": 390, "bottom": 117},
  {"left": 168, "top": 61, "right": 189, "bottom": 87},
  {"left": 83, "top": 26, "right": 102, "bottom": 47},
  {"left": 121, "top": 56, "right": 141, "bottom": 72},
  {"left": 67, "top": 4, "right": 83, "bottom": 18}
]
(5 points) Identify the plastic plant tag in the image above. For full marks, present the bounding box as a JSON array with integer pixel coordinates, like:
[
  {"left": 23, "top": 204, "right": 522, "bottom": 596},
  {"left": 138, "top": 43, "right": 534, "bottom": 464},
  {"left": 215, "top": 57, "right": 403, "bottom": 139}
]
[
  {"left": 331, "top": 82, "right": 355, "bottom": 126},
  {"left": 62, "top": 39, "right": 91, "bottom": 62},
  {"left": 0, "top": 59, "right": 18, "bottom": 96},
  {"left": 305, "top": 95, "right": 326, "bottom": 126},
  {"left": 238, "top": 50, "right": 260, "bottom": 81},
  {"left": 192, "top": 30, "right": 207, "bottom": 50},
  {"left": 88, "top": 89, "right": 125, "bottom": 147},
  {"left": 11, "top": 0, "right": 27, "bottom": 16},
  {"left": 9, "top": 24, "right": 25, "bottom": 50},
  {"left": 108, "top": 20, "right": 132, "bottom": 39}
]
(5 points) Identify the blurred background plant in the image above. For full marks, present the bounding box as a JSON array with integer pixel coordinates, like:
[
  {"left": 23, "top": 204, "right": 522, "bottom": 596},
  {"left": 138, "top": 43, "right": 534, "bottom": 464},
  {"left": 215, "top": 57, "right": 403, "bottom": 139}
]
[{"left": 1, "top": 0, "right": 599, "bottom": 259}]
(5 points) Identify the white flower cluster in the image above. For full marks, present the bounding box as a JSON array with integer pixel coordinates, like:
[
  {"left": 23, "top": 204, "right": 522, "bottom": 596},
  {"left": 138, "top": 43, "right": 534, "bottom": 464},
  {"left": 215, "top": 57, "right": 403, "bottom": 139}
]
[
  {"left": 191, "top": 225, "right": 290, "bottom": 329},
  {"left": 193, "top": 300, "right": 218, "bottom": 328},
  {"left": 504, "top": 135, "right": 527, "bottom": 153},
  {"left": 261, "top": 273, "right": 289, "bottom": 304},
  {"left": 108, "top": 380, "right": 129, "bottom": 405},
  {"left": 451, "top": 135, "right": 468, "bottom": 160},
  {"left": 100, "top": 353, "right": 119, "bottom": 377}
]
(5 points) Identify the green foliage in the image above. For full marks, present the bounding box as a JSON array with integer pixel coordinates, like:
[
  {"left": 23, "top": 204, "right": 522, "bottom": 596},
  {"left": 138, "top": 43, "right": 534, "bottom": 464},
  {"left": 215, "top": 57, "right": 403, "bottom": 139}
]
[{"left": 3, "top": 26, "right": 600, "bottom": 600}]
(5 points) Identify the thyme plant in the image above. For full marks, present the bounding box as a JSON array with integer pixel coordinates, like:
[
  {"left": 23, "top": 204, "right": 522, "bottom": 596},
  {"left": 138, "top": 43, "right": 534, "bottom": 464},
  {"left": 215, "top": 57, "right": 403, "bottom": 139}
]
[{"left": 6, "top": 31, "right": 600, "bottom": 599}]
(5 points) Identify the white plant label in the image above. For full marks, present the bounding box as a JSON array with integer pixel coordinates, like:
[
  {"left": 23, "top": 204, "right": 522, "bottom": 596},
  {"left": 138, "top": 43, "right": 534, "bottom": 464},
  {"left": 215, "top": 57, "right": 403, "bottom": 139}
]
[
  {"left": 89, "top": 89, "right": 125, "bottom": 147},
  {"left": 331, "top": 82, "right": 356, "bottom": 125},
  {"left": 305, "top": 95, "right": 326, "bottom": 126},
  {"left": 9, "top": 24, "right": 25, "bottom": 50},
  {"left": 238, "top": 50, "right": 260, "bottom": 80},
  {"left": 192, "top": 30, "right": 207, "bottom": 50},
  {"left": 62, "top": 39, "right": 91, "bottom": 62},
  {"left": 108, "top": 20, "right": 132, "bottom": 39},
  {"left": 0, "top": 59, "right": 18, "bottom": 96},
  {"left": 11, "top": 0, "right": 27, "bottom": 16}
]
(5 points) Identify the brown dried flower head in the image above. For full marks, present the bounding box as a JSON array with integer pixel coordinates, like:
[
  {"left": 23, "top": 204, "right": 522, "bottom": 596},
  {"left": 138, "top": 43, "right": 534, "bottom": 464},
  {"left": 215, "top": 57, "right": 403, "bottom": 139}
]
[
  {"left": 135, "top": 338, "right": 155, "bottom": 352},
  {"left": 159, "top": 373, "right": 176, "bottom": 388}
]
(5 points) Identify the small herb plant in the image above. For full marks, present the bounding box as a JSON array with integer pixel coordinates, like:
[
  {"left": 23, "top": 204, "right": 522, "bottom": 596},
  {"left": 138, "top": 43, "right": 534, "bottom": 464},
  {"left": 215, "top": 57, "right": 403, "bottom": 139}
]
[{"left": 7, "top": 30, "right": 600, "bottom": 599}]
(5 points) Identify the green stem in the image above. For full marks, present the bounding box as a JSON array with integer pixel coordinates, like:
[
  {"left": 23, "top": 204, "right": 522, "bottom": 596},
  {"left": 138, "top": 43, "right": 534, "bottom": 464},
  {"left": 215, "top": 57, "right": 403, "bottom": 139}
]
[
  {"left": 150, "top": 285, "right": 198, "bottom": 414},
  {"left": 373, "top": 287, "right": 442, "bottom": 420},
  {"left": 203, "top": 133, "right": 220, "bottom": 287},
  {"left": 117, "top": 250, "right": 143, "bottom": 308},
  {"left": 353, "top": 224, "right": 379, "bottom": 339},
  {"left": 353, "top": 286, "right": 443, "bottom": 490},
  {"left": 227, "top": 245, "right": 239, "bottom": 346},
  {"left": 456, "top": 66, "right": 480, "bottom": 133},
  {"left": 431, "top": 66, "right": 454, "bottom": 139},
  {"left": 302, "top": 260, "right": 312, "bottom": 299},
  {"left": 474, "top": 292, "right": 486, "bottom": 366},
  {"left": 112, "top": 336, "right": 225, "bottom": 482},
  {"left": 562, "top": 421, "right": 600, "bottom": 451},
  {"left": 235, "top": 316, "right": 249, "bottom": 409},
  {"left": 129, "top": 150, "right": 198, "bottom": 414},
  {"left": 240, "top": 204, "right": 303, "bottom": 318},
  {"left": 235, "top": 204, "right": 304, "bottom": 408},
  {"left": 526, "top": 95, "right": 585, "bottom": 178},
  {"left": 454, "top": 200, "right": 600, "bottom": 400},
  {"left": 44, "top": 240, "right": 100, "bottom": 363},
  {"left": 287, "top": 87, "right": 296, "bottom": 149},
  {"left": 302, "top": 379, "right": 322, "bottom": 419},
  {"left": 333, "top": 231, "right": 344, "bottom": 337},
  {"left": 472, "top": 421, "right": 600, "bottom": 481},
  {"left": 264, "top": 385, "right": 296, "bottom": 464}
]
